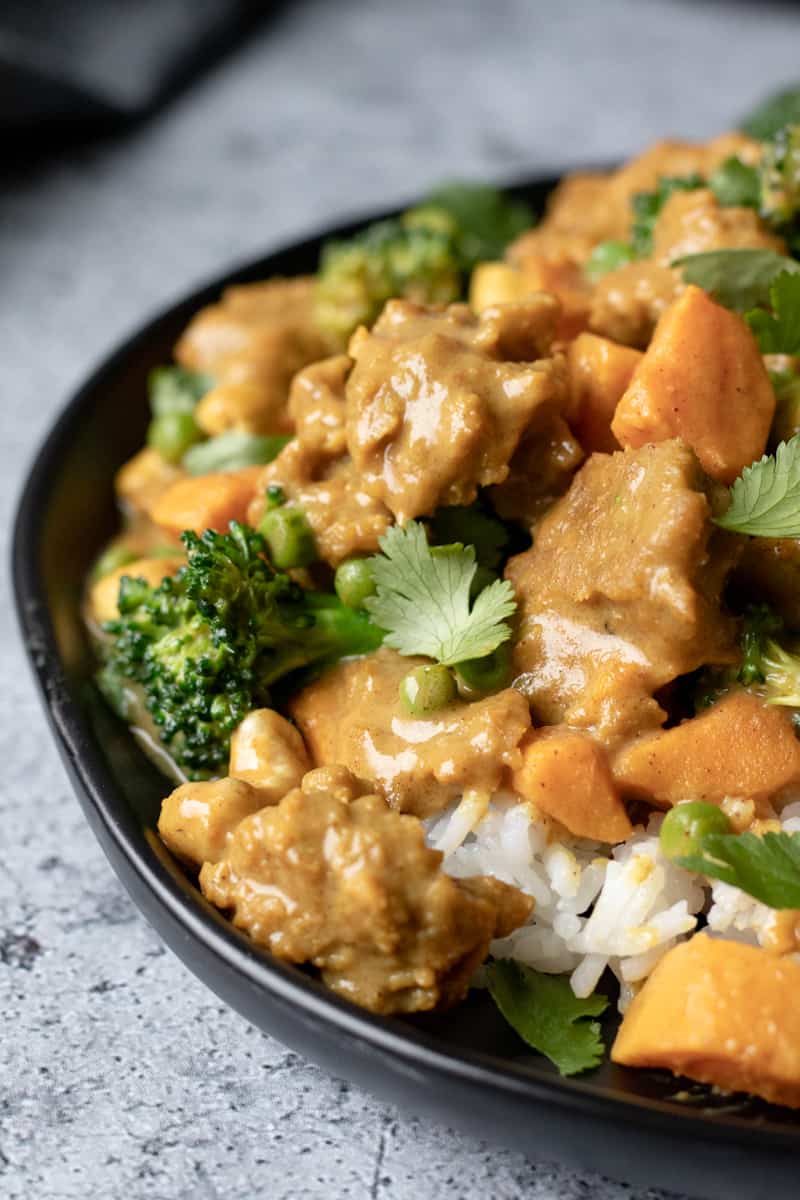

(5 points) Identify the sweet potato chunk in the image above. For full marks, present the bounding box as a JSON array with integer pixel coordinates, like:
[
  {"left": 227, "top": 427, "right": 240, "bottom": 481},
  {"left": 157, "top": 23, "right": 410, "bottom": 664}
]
[
  {"left": 115, "top": 447, "right": 184, "bottom": 516},
  {"left": 566, "top": 333, "right": 642, "bottom": 453},
  {"left": 88, "top": 555, "right": 184, "bottom": 624},
  {"left": 512, "top": 728, "right": 632, "bottom": 843},
  {"left": 612, "top": 690, "right": 800, "bottom": 808},
  {"left": 472, "top": 256, "right": 590, "bottom": 341},
  {"left": 611, "top": 286, "right": 775, "bottom": 483},
  {"left": 148, "top": 466, "right": 262, "bottom": 535},
  {"left": 612, "top": 934, "right": 800, "bottom": 1108}
]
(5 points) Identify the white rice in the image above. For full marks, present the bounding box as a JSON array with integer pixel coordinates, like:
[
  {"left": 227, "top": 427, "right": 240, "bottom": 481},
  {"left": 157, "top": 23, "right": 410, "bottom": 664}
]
[
  {"left": 427, "top": 794, "right": 800, "bottom": 1011},
  {"left": 705, "top": 800, "right": 800, "bottom": 951}
]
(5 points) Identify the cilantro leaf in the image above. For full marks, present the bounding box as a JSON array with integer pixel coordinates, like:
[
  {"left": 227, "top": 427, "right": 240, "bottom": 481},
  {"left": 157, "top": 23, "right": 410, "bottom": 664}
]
[
  {"left": 630, "top": 174, "right": 704, "bottom": 258},
  {"left": 675, "top": 831, "right": 800, "bottom": 909},
  {"left": 715, "top": 435, "right": 800, "bottom": 537},
  {"left": 671, "top": 249, "right": 800, "bottom": 312},
  {"left": 364, "top": 521, "right": 517, "bottom": 666},
  {"left": 487, "top": 960, "right": 608, "bottom": 1076},
  {"left": 708, "top": 156, "right": 760, "bottom": 209},
  {"left": 746, "top": 271, "right": 800, "bottom": 353},
  {"left": 742, "top": 85, "right": 800, "bottom": 141}
]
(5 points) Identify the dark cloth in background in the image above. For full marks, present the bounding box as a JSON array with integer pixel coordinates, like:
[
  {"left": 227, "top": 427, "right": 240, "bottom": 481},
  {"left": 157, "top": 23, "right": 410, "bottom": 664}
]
[{"left": 0, "top": 0, "right": 263, "bottom": 135}]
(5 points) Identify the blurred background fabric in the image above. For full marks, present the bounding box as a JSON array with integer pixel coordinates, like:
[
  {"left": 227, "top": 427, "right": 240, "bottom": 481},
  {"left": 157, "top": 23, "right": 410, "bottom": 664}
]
[
  {"left": 0, "top": 0, "right": 264, "bottom": 133},
  {"left": 4, "top": 2, "right": 800, "bottom": 1199}
]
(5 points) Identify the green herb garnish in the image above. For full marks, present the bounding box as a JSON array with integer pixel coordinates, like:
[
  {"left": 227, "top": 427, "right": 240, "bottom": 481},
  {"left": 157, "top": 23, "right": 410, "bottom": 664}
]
[
  {"left": 746, "top": 271, "right": 800, "bottom": 353},
  {"left": 708, "top": 156, "right": 761, "bottom": 209},
  {"left": 487, "top": 961, "right": 608, "bottom": 1076},
  {"left": 364, "top": 520, "right": 516, "bottom": 666},
  {"left": 182, "top": 430, "right": 291, "bottom": 475},
  {"left": 673, "top": 831, "right": 800, "bottom": 909},
  {"left": 742, "top": 85, "right": 800, "bottom": 142},
  {"left": 715, "top": 435, "right": 800, "bottom": 537},
  {"left": 672, "top": 248, "right": 800, "bottom": 312}
]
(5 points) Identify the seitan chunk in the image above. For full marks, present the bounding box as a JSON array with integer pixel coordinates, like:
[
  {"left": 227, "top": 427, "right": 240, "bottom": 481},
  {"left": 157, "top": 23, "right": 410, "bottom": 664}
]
[
  {"left": 651, "top": 187, "right": 785, "bottom": 266},
  {"left": 289, "top": 647, "right": 531, "bottom": 818},
  {"left": 175, "top": 277, "right": 333, "bottom": 436},
  {"left": 612, "top": 934, "right": 800, "bottom": 1108},
  {"left": 487, "top": 415, "right": 584, "bottom": 527},
  {"left": 246, "top": 355, "right": 392, "bottom": 566},
  {"left": 589, "top": 262, "right": 682, "bottom": 349},
  {"left": 199, "top": 771, "right": 532, "bottom": 1013},
  {"left": 506, "top": 440, "right": 738, "bottom": 743},
  {"left": 345, "top": 297, "right": 566, "bottom": 523}
]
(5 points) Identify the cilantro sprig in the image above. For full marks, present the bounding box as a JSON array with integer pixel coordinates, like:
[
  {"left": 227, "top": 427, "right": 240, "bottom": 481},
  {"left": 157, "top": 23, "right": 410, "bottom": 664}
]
[
  {"left": 487, "top": 961, "right": 608, "bottom": 1076},
  {"left": 675, "top": 831, "right": 800, "bottom": 909},
  {"left": 715, "top": 435, "right": 800, "bottom": 537},
  {"left": 672, "top": 248, "right": 800, "bottom": 312},
  {"left": 364, "top": 521, "right": 517, "bottom": 667},
  {"left": 746, "top": 270, "right": 800, "bottom": 353}
]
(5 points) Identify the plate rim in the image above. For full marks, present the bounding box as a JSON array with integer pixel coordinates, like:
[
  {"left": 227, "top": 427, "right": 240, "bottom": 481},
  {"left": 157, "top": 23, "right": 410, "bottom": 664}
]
[{"left": 12, "top": 176, "right": 800, "bottom": 1166}]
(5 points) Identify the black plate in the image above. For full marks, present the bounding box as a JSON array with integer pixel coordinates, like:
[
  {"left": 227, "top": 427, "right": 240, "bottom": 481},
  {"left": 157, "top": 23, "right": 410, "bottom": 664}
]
[{"left": 12, "top": 177, "right": 800, "bottom": 1199}]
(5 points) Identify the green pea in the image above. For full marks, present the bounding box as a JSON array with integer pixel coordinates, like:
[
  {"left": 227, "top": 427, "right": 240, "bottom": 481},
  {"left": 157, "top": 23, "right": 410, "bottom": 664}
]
[
  {"left": 584, "top": 240, "right": 636, "bottom": 283},
  {"left": 335, "top": 558, "right": 377, "bottom": 609},
  {"left": 91, "top": 543, "right": 137, "bottom": 581},
  {"left": 147, "top": 410, "right": 203, "bottom": 463},
  {"left": 399, "top": 664, "right": 457, "bottom": 715},
  {"left": 258, "top": 506, "right": 317, "bottom": 569},
  {"left": 455, "top": 642, "right": 511, "bottom": 697},
  {"left": 659, "top": 802, "right": 732, "bottom": 862}
]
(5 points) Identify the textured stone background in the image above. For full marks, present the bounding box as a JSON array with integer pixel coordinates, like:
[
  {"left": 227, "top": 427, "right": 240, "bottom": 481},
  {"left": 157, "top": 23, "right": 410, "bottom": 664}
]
[{"left": 3, "top": 1, "right": 800, "bottom": 1196}]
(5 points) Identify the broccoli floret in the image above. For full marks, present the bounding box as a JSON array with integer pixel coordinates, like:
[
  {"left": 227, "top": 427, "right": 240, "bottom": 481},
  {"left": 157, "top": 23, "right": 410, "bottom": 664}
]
[
  {"left": 732, "top": 604, "right": 800, "bottom": 714},
  {"left": 630, "top": 174, "right": 705, "bottom": 258},
  {"left": 314, "top": 185, "right": 534, "bottom": 343},
  {"left": 692, "top": 604, "right": 789, "bottom": 713},
  {"left": 737, "top": 604, "right": 786, "bottom": 685},
  {"left": 314, "top": 218, "right": 462, "bottom": 344},
  {"left": 408, "top": 182, "right": 533, "bottom": 270},
  {"left": 98, "top": 522, "right": 383, "bottom": 777}
]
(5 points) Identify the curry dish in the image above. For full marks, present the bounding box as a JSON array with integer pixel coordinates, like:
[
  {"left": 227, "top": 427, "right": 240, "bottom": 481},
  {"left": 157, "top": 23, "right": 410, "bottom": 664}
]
[{"left": 88, "top": 98, "right": 800, "bottom": 1107}]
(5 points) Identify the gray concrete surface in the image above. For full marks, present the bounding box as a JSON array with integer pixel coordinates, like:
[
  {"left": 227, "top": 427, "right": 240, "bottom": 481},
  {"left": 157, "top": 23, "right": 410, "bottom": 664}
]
[{"left": 3, "top": 1, "right": 800, "bottom": 1195}]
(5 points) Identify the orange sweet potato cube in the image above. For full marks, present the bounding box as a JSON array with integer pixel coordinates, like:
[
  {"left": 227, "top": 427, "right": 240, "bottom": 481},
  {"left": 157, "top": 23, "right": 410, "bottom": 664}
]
[
  {"left": 611, "top": 285, "right": 774, "bottom": 483},
  {"left": 512, "top": 727, "right": 632, "bottom": 843},
  {"left": 612, "top": 689, "right": 800, "bottom": 808},
  {"left": 566, "top": 332, "right": 642, "bottom": 453},
  {"left": 148, "top": 466, "right": 263, "bottom": 535},
  {"left": 612, "top": 935, "right": 800, "bottom": 1108}
]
